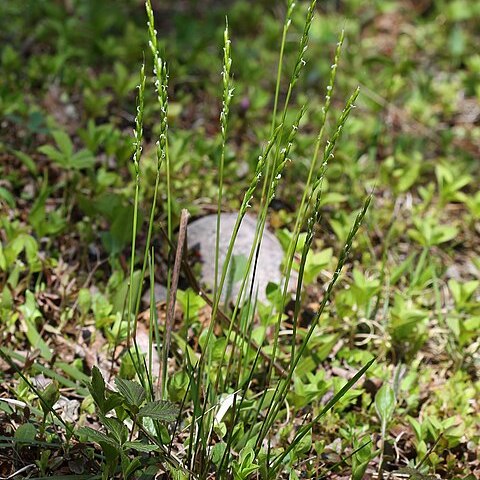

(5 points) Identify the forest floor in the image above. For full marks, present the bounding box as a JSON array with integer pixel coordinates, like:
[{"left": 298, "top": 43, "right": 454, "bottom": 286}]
[{"left": 0, "top": 1, "right": 479, "bottom": 479}]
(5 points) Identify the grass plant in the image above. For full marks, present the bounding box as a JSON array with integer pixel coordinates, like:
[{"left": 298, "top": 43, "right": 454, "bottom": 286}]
[{"left": 107, "top": 1, "right": 374, "bottom": 477}]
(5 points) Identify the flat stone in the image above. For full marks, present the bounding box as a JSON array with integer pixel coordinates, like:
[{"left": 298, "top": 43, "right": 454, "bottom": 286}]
[
  {"left": 141, "top": 283, "right": 168, "bottom": 308},
  {"left": 187, "top": 213, "right": 291, "bottom": 303}
]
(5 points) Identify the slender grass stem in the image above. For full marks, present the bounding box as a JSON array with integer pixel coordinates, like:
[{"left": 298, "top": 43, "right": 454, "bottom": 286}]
[
  {"left": 270, "top": 0, "right": 295, "bottom": 136},
  {"left": 126, "top": 63, "right": 146, "bottom": 349},
  {"left": 214, "top": 19, "right": 233, "bottom": 302},
  {"left": 256, "top": 194, "right": 372, "bottom": 451}
]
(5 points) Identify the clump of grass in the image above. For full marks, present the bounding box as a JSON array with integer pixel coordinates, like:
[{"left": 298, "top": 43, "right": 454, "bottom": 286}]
[
  {"left": 116, "top": 0, "right": 374, "bottom": 477},
  {"left": 8, "top": 1, "right": 372, "bottom": 478}
]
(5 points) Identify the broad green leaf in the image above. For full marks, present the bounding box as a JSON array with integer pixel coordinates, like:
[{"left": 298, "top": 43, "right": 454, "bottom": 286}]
[
  {"left": 351, "top": 439, "right": 373, "bottom": 480},
  {"left": 14, "top": 423, "right": 37, "bottom": 443},
  {"left": 39, "top": 380, "right": 60, "bottom": 416},
  {"left": 375, "top": 383, "right": 395, "bottom": 427},
  {"left": 138, "top": 400, "right": 179, "bottom": 422},
  {"left": 390, "top": 252, "right": 416, "bottom": 285},
  {"left": 0, "top": 187, "right": 15, "bottom": 207},
  {"left": 52, "top": 130, "right": 73, "bottom": 157},
  {"left": 123, "top": 441, "right": 159, "bottom": 452},
  {"left": 38, "top": 145, "right": 67, "bottom": 166},
  {"left": 0, "top": 242, "right": 6, "bottom": 271},
  {"left": 433, "top": 225, "right": 458, "bottom": 245},
  {"left": 14, "top": 150, "right": 38, "bottom": 174},
  {"left": 88, "top": 366, "right": 106, "bottom": 413},
  {"left": 56, "top": 362, "right": 90, "bottom": 384},
  {"left": 123, "top": 457, "right": 142, "bottom": 478},
  {"left": 111, "top": 270, "right": 142, "bottom": 314},
  {"left": 114, "top": 377, "right": 146, "bottom": 409},
  {"left": 78, "top": 426, "right": 119, "bottom": 449},
  {"left": 72, "top": 149, "right": 95, "bottom": 169},
  {"left": 20, "top": 291, "right": 52, "bottom": 361}
]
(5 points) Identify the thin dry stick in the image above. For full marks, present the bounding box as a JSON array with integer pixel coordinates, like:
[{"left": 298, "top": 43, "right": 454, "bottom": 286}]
[{"left": 158, "top": 209, "right": 190, "bottom": 397}]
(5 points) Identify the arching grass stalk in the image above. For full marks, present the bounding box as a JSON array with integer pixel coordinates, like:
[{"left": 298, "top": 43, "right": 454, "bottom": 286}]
[
  {"left": 242, "top": 33, "right": 346, "bottom": 415},
  {"left": 126, "top": 62, "right": 146, "bottom": 349},
  {"left": 299, "top": 30, "right": 345, "bottom": 216},
  {"left": 267, "top": 86, "right": 360, "bottom": 374},
  {"left": 131, "top": 137, "right": 165, "bottom": 344},
  {"left": 214, "top": 19, "right": 233, "bottom": 303},
  {"left": 200, "top": 125, "right": 282, "bottom": 362},
  {"left": 252, "top": 87, "right": 361, "bottom": 451},
  {"left": 206, "top": 1, "right": 314, "bottom": 384},
  {"left": 261, "top": 0, "right": 317, "bottom": 209},
  {"left": 148, "top": 248, "right": 162, "bottom": 401},
  {"left": 216, "top": 106, "right": 306, "bottom": 392},
  {"left": 255, "top": 193, "right": 372, "bottom": 452},
  {"left": 145, "top": 0, "right": 172, "bottom": 273},
  {"left": 268, "top": 30, "right": 346, "bottom": 370},
  {"left": 194, "top": 128, "right": 282, "bottom": 455},
  {"left": 122, "top": 0, "right": 169, "bottom": 391},
  {"left": 232, "top": 1, "right": 317, "bottom": 385},
  {"left": 207, "top": 0, "right": 304, "bottom": 356},
  {"left": 271, "top": 357, "right": 376, "bottom": 471},
  {"left": 216, "top": 0, "right": 318, "bottom": 392},
  {"left": 122, "top": 0, "right": 169, "bottom": 396},
  {"left": 270, "top": 0, "right": 295, "bottom": 136}
]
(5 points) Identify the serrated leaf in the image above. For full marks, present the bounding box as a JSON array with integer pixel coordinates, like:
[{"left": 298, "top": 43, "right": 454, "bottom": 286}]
[
  {"left": 52, "top": 130, "right": 73, "bottom": 157},
  {"left": 88, "top": 366, "right": 106, "bottom": 412},
  {"left": 138, "top": 400, "right": 179, "bottom": 422},
  {"left": 114, "top": 377, "right": 146, "bottom": 409},
  {"left": 123, "top": 441, "right": 159, "bottom": 452},
  {"left": 78, "top": 426, "right": 119, "bottom": 449},
  {"left": 100, "top": 414, "right": 128, "bottom": 445}
]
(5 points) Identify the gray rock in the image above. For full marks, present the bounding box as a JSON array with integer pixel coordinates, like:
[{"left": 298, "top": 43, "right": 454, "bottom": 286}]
[
  {"left": 187, "top": 213, "right": 292, "bottom": 303},
  {"left": 142, "top": 283, "right": 168, "bottom": 308}
]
